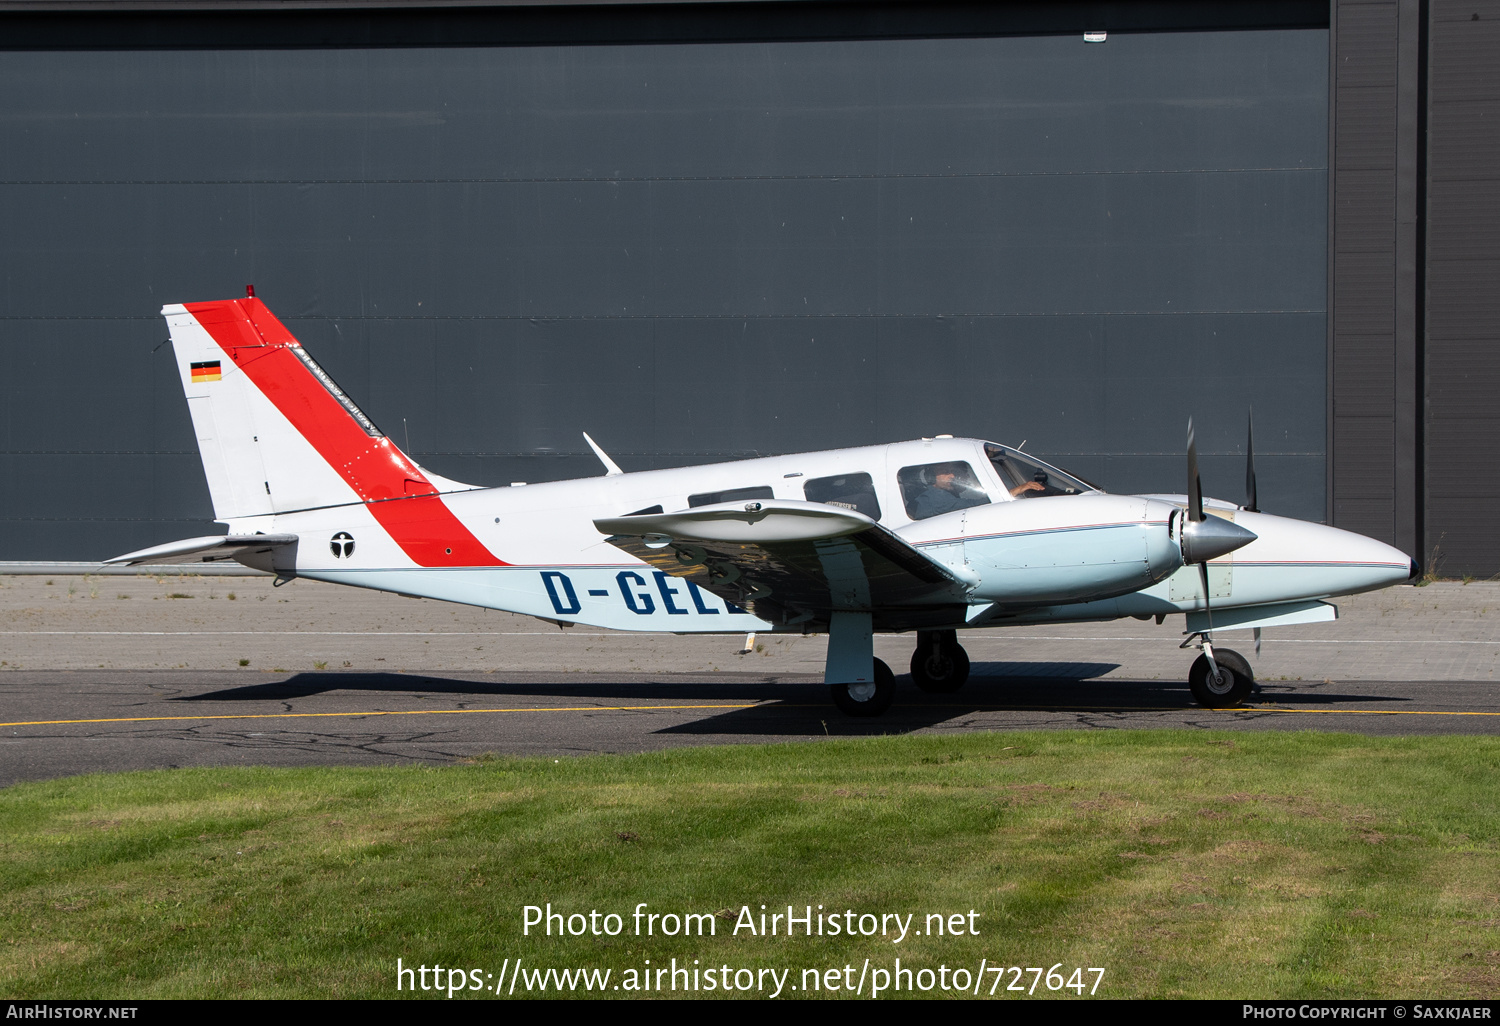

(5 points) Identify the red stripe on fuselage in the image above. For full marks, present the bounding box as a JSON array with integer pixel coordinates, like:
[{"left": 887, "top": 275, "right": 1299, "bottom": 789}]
[{"left": 184, "top": 298, "right": 506, "bottom": 568}]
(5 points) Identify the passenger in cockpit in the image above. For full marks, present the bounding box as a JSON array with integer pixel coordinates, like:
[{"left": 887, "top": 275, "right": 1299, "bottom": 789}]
[{"left": 912, "top": 465, "right": 989, "bottom": 519}]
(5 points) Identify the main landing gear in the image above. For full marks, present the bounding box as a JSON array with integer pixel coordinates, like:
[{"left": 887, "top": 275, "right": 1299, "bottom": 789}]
[
  {"left": 830, "top": 658, "right": 895, "bottom": 716},
  {"left": 824, "top": 618, "right": 974, "bottom": 716},
  {"left": 1183, "top": 634, "right": 1255, "bottom": 708},
  {"left": 910, "top": 629, "right": 970, "bottom": 693},
  {"left": 824, "top": 611, "right": 895, "bottom": 717}
]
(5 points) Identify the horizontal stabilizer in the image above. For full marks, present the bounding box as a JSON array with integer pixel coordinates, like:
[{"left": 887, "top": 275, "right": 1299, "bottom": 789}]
[
  {"left": 104, "top": 534, "right": 298, "bottom": 571},
  {"left": 596, "top": 500, "right": 974, "bottom": 632}
]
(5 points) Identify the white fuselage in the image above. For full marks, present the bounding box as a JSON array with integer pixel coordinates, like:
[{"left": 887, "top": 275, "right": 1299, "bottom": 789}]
[{"left": 225, "top": 436, "right": 1413, "bottom": 635}]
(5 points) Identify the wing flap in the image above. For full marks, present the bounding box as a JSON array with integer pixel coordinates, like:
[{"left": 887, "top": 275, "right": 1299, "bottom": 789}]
[
  {"left": 593, "top": 499, "right": 873, "bottom": 545},
  {"left": 596, "top": 501, "right": 973, "bottom": 631}
]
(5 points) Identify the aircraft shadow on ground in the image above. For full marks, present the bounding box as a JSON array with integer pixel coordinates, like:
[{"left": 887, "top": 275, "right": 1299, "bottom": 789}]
[
  {"left": 169, "top": 661, "right": 1120, "bottom": 705},
  {"left": 656, "top": 672, "right": 1419, "bottom": 737},
  {"left": 164, "top": 660, "right": 1416, "bottom": 741},
  {"left": 168, "top": 672, "right": 815, "bottom": 703},
  {"left": 164, "top": 661, "right": 1417, "bottom": 737}
]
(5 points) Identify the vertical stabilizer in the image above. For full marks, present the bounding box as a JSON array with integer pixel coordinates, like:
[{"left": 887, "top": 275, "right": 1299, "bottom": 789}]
[{"left": 164, "top": 297, "right": 476, "bottom": 523}]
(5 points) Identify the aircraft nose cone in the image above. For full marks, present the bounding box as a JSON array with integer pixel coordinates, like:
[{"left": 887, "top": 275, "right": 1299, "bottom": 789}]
[{"left": 1180, "top": 515, "right": 1258, "bottom": 564}]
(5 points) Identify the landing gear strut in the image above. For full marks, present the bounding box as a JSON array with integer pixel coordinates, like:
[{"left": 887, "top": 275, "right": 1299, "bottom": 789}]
[
  {"left": 910, "top": 629, "right": 970, "bottom": 693},
  {"left": 1184, "top": 634, "right": 1254, "bottom": 707}
]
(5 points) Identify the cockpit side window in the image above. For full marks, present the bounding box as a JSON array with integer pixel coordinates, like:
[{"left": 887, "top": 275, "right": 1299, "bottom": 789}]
[
  {"left": 985, "top": 443, "right": 1099, "bottom": 498},
  {"left": 897, "top": 462, "right": 990, "bottom": 520},
  {"left": 803, "top": 472, "right": 881, "bottom": 520}
]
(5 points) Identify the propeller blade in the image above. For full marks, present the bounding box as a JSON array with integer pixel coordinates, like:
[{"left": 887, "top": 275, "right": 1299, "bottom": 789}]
[
  {"left": 1187, "top": 418, "right": 1204, "bottom": 522},
  {"left": 1244, "top": 407, "right": 1259, "bottom": 512},
  {"left": 1198, "top": 560, "right": 1214, "bottom": 633},
  {"left": 1180, "top": 416, "right": 1258, "bottom": 562}
]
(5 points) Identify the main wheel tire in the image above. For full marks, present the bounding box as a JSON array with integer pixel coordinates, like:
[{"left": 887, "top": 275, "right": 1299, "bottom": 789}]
[
  {"left": 1188, "top": 648, "right": 1255, "bottom": 708},
  {"left": 831, "top": 658, "right": 895, "bottom": 717},
  {"left": 910, "top": 643, "right": 970, "bottom": 693}
]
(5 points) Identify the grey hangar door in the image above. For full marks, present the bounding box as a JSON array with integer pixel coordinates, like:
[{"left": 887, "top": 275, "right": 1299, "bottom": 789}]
[{"left": 0, "top": 14, "right": 1328, "bottom": 559}]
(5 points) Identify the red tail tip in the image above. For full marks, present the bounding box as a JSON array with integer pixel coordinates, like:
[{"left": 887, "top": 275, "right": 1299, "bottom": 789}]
[{"left": 245, "top": 284, "right": 256, "bottom": 298}]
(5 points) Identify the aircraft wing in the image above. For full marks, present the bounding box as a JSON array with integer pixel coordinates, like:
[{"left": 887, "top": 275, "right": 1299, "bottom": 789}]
[
  {"left": 594, "top": 500, "right": 974, "bottom": 631},
  {"left": 104, "top": 534, "right": 298, "bottom": 569}
]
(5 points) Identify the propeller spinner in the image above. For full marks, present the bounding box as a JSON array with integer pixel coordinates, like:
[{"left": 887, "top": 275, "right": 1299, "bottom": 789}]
[{"left": 1179, "top": 418, "right": 1257, "bottom": 565}]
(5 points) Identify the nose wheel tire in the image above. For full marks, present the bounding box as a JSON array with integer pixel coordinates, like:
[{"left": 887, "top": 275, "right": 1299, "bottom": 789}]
[
  {"left": 1188, "top": 648, "right": 1254, "bottom": 708},
  {"left": 831, "top": 658, "right": 895, "bottom": 716},
  {"left": 910, "top": 638, "right": 970, "bottom": 693}
]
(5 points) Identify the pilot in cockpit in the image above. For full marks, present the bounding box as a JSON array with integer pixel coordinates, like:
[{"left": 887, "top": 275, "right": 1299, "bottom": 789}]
[{"left": 987, "top": 443, "right": 1091, "bottom": 499}]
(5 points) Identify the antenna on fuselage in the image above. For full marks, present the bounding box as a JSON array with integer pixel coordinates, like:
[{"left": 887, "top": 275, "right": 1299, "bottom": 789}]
[
  {"left": 582, "top": 432, "right": 624, "bottom": 477},
  {"left": 1244, "top": 407, "right": 1259, "bottom": 513}
]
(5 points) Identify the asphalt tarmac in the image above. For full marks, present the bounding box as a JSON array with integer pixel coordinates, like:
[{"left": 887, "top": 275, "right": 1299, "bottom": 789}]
[{"left": 3, "top": 575, "right": 1498, "bottom": 786}]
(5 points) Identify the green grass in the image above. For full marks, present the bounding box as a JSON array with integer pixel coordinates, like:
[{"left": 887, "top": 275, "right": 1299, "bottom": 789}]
[{"left": 2, "top": 731, "right": 1498, "bottom": 999}]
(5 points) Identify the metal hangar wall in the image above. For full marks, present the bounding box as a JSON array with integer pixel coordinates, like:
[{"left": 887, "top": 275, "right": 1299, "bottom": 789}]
[
  {"left": 1328, "top": 0, "right": 1500, "bottom": 576},
  {"left": 0, "top": 0, "right": 1473, "bottom": 570}
]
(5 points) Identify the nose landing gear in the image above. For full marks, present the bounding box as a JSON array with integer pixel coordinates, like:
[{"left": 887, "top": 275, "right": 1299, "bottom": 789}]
[
  {"left": 1184, "top": 634, "right": 1254, "bottom": 707},
  {"left": 910, "top": 629, "right": 970, "bottom": 693}
]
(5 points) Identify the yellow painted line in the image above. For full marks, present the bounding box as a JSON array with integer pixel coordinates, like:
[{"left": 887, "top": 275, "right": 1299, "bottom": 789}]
[
  {"left": 1245, "top": 705, "right": 1500, "bottom": 717},
  {"left": 938, "top": 704, "right": 1500, "bottom": 717},
  {"left": 6, "top": 703, "right": 1499, "bottom": 731},
  {"left": 0, "top": 703, "right": 762, "bottom": 728}
]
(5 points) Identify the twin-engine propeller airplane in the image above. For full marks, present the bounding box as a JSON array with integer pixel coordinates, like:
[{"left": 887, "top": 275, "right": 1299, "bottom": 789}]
[{"left": 108, "top": 295, "right": 1418, "bottom": 716}]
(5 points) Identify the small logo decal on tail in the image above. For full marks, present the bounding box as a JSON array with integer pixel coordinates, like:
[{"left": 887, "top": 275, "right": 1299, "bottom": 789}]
[
  {"left": 330, "top": 532, "right": 355, "bottom": 558},
  {"left": 190, "top": 361, "right": 222, "bottom": 383}
]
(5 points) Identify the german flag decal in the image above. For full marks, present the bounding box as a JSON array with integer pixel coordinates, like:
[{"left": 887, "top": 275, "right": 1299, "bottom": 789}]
[{"left": 190, "top": 361, "right": 222, "bottom": 383}]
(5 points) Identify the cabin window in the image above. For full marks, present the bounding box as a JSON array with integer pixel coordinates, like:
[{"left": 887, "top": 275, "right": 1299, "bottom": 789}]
[
  {"left": 803, "top": 473, "right": 881, "bottom": 520},
  {"left": 897, "top": 461, "right": 990, "bottom": 520},
  {"left": 687, "top": 486, "right": 774, "bottom": 508}
]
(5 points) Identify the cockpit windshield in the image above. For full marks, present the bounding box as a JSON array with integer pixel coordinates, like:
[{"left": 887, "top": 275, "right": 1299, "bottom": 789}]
[{"left": 985, "top": 443, "right": 1101, "bottom": 499}]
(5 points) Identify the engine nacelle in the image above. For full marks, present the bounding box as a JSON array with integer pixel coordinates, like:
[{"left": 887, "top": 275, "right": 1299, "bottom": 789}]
[{"left": 907, "top": 494, "right": 1184, "bottom": 607}]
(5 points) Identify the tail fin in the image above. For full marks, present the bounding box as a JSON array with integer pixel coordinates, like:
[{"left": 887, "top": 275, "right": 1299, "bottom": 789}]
[{"left": 165, "top": 297, "right": 471, "bottom": 520}]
